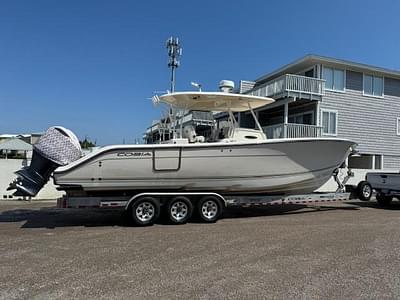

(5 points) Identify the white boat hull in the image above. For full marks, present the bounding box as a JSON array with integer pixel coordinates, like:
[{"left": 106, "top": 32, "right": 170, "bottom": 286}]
[{"left": 54, "top": 138, "right": 355, "bottom": 195}]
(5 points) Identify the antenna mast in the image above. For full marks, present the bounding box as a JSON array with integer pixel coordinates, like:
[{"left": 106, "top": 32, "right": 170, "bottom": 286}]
[{"left": 166, "top": 36, "right": 182, "bottom": 93}]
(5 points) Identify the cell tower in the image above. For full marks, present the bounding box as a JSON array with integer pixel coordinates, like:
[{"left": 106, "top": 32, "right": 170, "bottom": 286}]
[{"left": 166, "top": 36, "right": 182, "bottom": 93}]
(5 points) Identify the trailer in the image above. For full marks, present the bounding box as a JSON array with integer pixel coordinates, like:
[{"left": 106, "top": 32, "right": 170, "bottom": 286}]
[
  {"left": 56, "top": 190, "right": 358, "bottom": 226},
  {"left": 54, "top": 168, "right": 362, "bottom": 226}
]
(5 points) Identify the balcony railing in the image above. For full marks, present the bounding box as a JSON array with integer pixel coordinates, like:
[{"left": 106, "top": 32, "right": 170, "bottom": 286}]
[
  {"left": 180, "top": 111, "right": 216, "bottom": 126},
  {"left": 146, "top": 122, "right": 170, "bottom": 134},
  {"left": 263, "top": 123, "right": 323, "bottom": 139},
  {"left": 250, "top": 74, "right": 325, "bottom": 100}
]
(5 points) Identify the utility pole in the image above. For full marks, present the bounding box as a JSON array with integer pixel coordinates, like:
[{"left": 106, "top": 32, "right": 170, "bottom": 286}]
[
  {"left": 166, "top": 37, "right": 182, "bottom": 93},
  {"left": 165, "top": 37, "right": 182, "bottom": 139}
]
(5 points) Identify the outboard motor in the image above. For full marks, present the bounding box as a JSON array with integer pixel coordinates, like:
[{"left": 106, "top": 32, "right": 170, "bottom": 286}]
[{"left": 8, "top": 126, "right": 82, "bottom": 197}]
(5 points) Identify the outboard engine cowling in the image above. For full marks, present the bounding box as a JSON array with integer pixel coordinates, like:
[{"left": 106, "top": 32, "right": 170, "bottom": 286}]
[{"left": 8, "top": 126, "right": 82, "bottom": 197}]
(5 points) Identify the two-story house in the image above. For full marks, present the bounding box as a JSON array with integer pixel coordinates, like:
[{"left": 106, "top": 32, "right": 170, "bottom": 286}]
[
  {"left": 240, "top": 54, "right": 400, "bottom": 173},
  {"left": 145, "top": 55, "right": 400, "bottom": 189}
]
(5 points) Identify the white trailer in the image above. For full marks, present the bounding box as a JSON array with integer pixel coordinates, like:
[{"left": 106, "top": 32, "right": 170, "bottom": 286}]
[
  {"left": 55, "top": 168, "right": 363, "bottom": 226},
  {"left": 57, "top": 189, "right": 359, "bottom": 226}
]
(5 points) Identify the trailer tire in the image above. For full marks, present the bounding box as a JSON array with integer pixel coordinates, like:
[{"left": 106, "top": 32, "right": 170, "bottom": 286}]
[
  {"left": 167, "top": 196, "right": 193, "bottom": 224},
  {"left": 376, "top": 193, "right": 393, "bottom": 206},
  {"left": 357, "top": 181, "right": 372, "bottom": 201},
  {"left": 130, "top": 196, "right": 160, "bottom": 226},
  {"left": 197, "top": 196, "right": 223, "bottom": 223}
]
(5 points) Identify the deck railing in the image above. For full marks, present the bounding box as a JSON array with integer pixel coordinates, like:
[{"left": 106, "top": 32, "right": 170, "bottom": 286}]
[
  {"left": 251, "top": 74, "right": 325, "bottom": 99},
  {"left": 180, "top": 111, "right": 215, "bottom": 126},
  {"left": 263, "top": 123, "right": 323, "bottom": 139},
  {"left": 146, "top": 122, "right": 170, "bottom": 134}
]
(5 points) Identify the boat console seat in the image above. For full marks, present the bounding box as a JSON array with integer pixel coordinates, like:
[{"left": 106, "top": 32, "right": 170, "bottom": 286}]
[
  {"left": 183, "top": 125, "right": 205, "bottom": 143},
  {"left": 193, "top": 135, "right": 205, "bottom": 143}
]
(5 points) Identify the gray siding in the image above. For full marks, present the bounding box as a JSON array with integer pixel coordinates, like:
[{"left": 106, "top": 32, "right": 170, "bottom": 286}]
[
  {"left": 320, "top": 70, "right": 400, "bottom": 168},
  {"left": 383, "top": 155, "right": 400, "bottom": 169}
]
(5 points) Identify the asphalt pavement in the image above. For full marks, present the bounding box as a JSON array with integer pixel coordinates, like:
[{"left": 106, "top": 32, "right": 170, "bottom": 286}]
[{"left": 1, "top": 199, "right": 400, "bottom": 299}]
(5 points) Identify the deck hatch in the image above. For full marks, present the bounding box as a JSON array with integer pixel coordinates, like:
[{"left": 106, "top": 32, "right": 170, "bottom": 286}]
[{"left": 153, "top": 148, "right": 182, "bottom": 171}]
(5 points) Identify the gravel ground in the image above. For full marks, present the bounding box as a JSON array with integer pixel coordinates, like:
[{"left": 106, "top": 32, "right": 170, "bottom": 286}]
[{"left": 1, "top": 199, "right": 400, "bottom": 299}]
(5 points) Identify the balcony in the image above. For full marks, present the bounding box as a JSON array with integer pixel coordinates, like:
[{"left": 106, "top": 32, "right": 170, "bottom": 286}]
[
  {"left": 180, "top": 111, "right": 215, "bottom": 127},
  {"left": 146, "top": 122, "right": 170, "bottom": 134},
  {"left": 250, "top": 74, "right": 325, "bottom": 101},
  {"left": 263, "top": 123, "right": 323, "bottom": 139}
]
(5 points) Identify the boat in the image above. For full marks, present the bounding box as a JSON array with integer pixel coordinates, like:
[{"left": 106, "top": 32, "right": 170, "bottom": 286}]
[{"left": 8, "top": 90, "right": 356, "bottom": 198}]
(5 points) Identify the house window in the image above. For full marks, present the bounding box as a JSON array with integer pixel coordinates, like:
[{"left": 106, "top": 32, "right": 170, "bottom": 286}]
[
  {"left": 323, "top": 67, "right": 345, "bottom": 91},
  {"left": 397, "top": 117, "right": 400, "bottom": 135},
  {"left": 321, "top": 109, "right": 337, "bottom": 135},
  {"left": 363, "top": 74, "right": 383, "bottom": 97},
  {"left": 348, "top": 154, "right": 383, "bottom": 170},
  {"left": 375, "top": 155, "right": 382, "bottom": 170},
  {"left": 288, "top": 111, "right": 314, "bottom": 125}
]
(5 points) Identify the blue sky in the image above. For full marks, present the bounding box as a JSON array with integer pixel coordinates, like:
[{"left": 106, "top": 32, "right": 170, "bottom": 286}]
[{"left": 1, "top": 0, "right": 399, "bottom": 145}]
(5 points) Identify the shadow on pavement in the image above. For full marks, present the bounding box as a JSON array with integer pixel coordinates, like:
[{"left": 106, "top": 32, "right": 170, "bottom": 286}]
[
  {"left": 347, "top": 200, "right": 400, "bottom": 210},
  {"left": 220, "top": 204, "right": 359, "bottom": 220},
  {"left": 0, "top": 202, "right": 361, "bottom": 229},
  {"left": 0, "top": 207, "right": 127, "bottom": 229}
]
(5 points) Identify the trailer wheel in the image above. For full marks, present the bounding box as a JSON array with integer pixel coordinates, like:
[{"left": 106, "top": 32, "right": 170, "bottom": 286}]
[
  {"left": 357, "top": 181, "right": 372, "bottom": 201},
  {"left": 197, "top": 196, "right": 223, "bottom": 223},
  {"left": 131, "top": 197, "right": 160, "bottom": 226},
  {"left": 376, "top": 193, "right": 393, "bottom": 206},
  {"left": 167, "top": 196, "right": 193, "bottom": 224}
]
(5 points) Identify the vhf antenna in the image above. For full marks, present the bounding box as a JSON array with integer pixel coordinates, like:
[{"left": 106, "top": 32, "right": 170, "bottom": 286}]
[{"left": 166, "top": 36, "right": 182, "bottom": 93}]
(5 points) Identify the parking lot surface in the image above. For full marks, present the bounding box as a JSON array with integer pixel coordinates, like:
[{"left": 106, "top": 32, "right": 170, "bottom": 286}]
[{"left": 1, "top": 200, "right": 400, "bottom": 299}]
